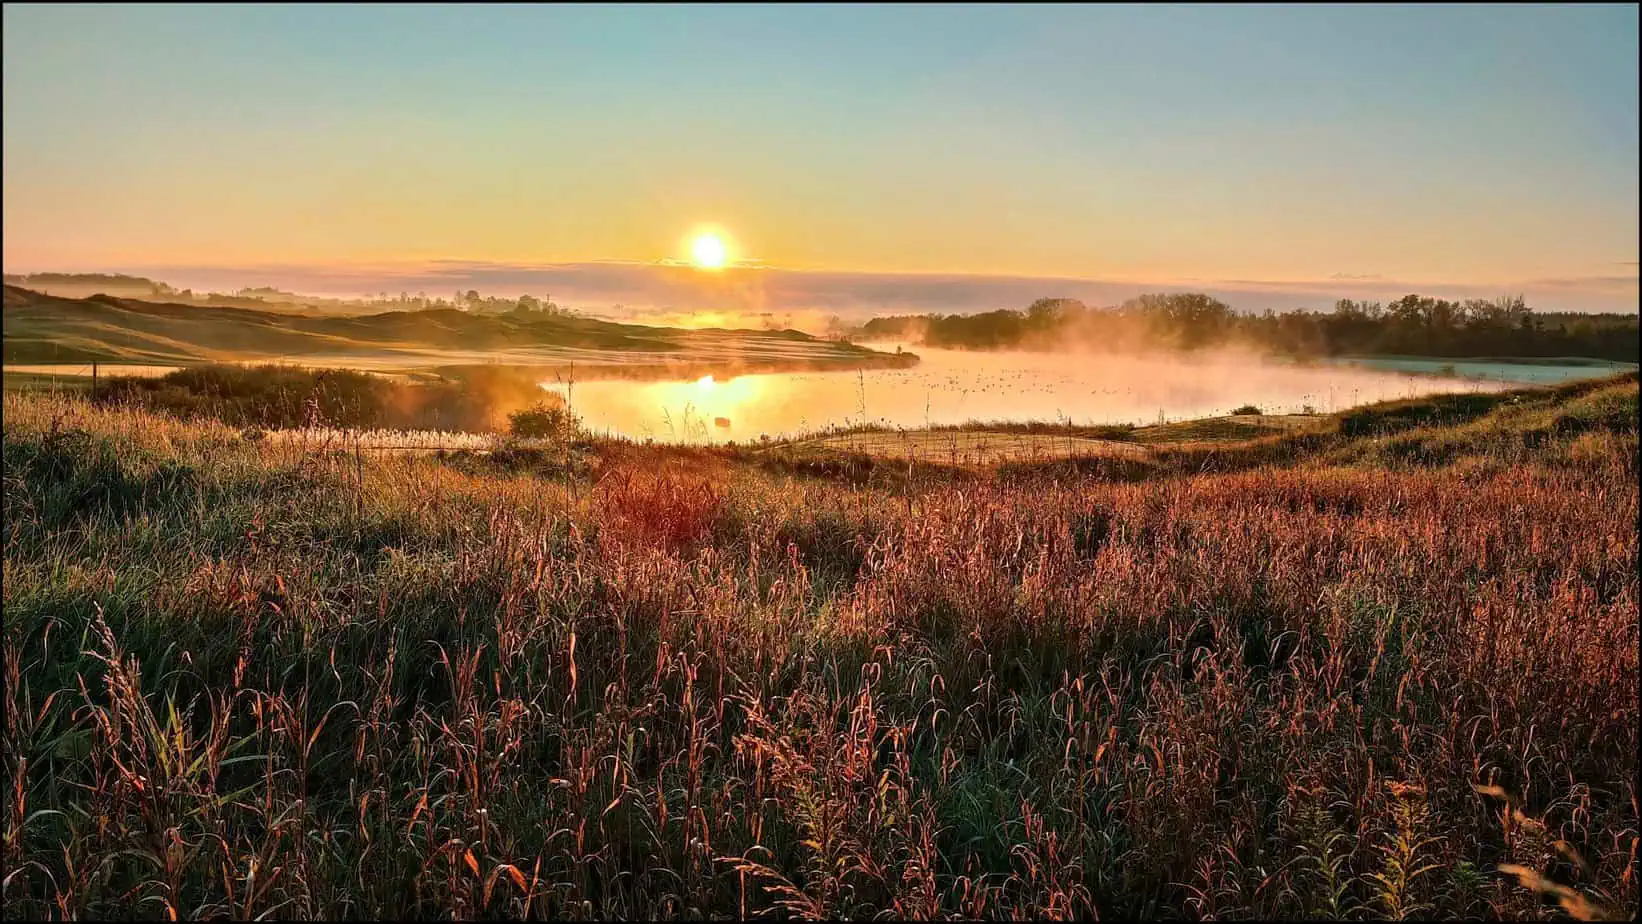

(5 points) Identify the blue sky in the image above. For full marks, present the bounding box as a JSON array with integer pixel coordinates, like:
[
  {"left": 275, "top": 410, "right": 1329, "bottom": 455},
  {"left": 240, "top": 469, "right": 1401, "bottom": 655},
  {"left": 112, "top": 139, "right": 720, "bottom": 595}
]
[{"left": 3, "top": 3, "right": 1637, "bottom": 313}]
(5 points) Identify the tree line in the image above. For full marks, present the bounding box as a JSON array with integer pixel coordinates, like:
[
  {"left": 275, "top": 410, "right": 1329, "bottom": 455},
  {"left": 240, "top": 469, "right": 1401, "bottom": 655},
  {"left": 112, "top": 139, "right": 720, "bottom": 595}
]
[{"left": 855, "top": 293, "right": 1639, "bottom": 362}]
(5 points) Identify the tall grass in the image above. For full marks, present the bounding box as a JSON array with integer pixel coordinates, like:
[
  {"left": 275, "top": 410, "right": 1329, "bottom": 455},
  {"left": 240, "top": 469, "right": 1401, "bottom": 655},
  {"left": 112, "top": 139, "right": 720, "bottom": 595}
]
[
  {"left": 92, "top": 363, "right": 555, "bottom": 433},
  {"left": 3, "top": 380, "right": 1637, "bottom": 919}
]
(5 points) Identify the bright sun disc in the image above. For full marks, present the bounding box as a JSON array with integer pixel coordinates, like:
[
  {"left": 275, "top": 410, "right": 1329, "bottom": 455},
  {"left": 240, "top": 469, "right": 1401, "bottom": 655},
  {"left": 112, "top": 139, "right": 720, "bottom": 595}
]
[
  {"left": 697, "top": 375, "right": 715, "bottom": 389},
  {"left": 691, "top": 233, "right": 727, "bottom": 269}
]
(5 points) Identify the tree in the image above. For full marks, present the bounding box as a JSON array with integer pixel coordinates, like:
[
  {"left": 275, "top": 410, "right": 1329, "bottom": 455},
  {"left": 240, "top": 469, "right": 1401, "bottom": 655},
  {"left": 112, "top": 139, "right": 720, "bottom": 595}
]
[
  {"left": 1123, "top": 292, "right": 1234, "bottom": 348},
  {"left": 1025, "top": 297, "right": 1070, "bottom": 330}
]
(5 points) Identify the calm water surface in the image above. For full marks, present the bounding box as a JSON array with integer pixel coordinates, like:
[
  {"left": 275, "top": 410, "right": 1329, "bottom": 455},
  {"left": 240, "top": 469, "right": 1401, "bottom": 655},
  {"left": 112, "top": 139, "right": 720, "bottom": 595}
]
[{"left": 542, "top": 346, "right": 1576, "bottom": 443}]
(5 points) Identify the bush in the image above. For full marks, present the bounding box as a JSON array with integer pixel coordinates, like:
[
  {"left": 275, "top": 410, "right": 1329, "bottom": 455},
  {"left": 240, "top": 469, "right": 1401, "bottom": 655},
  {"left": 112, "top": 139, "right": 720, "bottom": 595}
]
[
  {"left": 508, "top": 402, "right": 578, "bottom": 440},
  {"left": 1231, "top": 404, "right": 1263, "bottom": 416}
]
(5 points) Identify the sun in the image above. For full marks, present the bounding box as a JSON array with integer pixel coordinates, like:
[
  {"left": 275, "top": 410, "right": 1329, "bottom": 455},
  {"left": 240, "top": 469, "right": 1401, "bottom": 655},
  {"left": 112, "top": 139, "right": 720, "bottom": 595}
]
[{"left": 691, "top": 233, "right": 728, "bottom": 270}]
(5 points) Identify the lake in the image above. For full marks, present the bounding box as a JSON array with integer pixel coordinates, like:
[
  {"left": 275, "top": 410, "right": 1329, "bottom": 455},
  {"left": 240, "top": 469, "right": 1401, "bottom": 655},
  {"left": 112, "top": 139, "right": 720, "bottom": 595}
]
[
  {"left": 540, "top": 345, "right": 1604, "bottom": 443},
  {"left": 8, "top": 349, "right": 1628, "bottom": 445}
]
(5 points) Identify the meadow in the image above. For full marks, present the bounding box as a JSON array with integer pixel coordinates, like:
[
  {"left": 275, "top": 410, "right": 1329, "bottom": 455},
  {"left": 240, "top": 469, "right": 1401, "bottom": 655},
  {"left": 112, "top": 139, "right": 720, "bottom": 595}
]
[{"left": 2, "top": 372, "right": 1637, "bottom": 920}]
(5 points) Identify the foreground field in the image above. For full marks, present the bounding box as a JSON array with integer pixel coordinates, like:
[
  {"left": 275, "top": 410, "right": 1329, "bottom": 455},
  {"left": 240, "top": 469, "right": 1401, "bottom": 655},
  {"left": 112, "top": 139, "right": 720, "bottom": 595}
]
[{"left": 3, "top": 375, "right": 1637, "bottom": 920}]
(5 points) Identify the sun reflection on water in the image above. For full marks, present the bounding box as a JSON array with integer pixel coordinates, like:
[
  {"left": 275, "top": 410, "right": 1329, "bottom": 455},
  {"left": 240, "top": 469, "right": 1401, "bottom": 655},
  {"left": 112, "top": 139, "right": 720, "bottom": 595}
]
[{"left": 539, "top": 345, "right": 1539, "bottom": 445}]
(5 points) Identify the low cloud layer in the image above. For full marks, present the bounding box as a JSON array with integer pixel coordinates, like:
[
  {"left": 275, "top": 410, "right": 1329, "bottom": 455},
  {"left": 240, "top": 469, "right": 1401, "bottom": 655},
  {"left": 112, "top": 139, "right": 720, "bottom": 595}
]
[{"left": 95, "top": 259, "right": 1642, "bottom": 320}]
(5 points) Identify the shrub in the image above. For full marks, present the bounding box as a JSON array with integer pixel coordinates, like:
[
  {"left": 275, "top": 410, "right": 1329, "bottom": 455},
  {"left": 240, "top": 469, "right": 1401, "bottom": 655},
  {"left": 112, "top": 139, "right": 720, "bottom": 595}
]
[
  {"left": 508, "top": 402, "right": 578, "bottom": 440},
  {"left": 1231, "top": 404, "right": 1263, "bottom": 415}
]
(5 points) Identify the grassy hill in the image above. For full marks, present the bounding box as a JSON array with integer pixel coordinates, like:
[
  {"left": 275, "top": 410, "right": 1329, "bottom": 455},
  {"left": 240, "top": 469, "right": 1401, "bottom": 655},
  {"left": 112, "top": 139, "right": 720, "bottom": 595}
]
[
  {"left": 3, "top": 375, "right": 1636, "bottom": 919},
  {"left": 748, "top": 373, "right": 1637, "bottom": 485},
  {"left": 1, "top": 285, "right": 917, "bottom": 377}
]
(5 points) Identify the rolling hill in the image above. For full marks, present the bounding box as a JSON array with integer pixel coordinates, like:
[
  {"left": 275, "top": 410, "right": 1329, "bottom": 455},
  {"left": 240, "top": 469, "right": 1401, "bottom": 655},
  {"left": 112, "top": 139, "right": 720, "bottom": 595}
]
[{"left": 0, "top": 285, "right": 916, "bottom": 377}]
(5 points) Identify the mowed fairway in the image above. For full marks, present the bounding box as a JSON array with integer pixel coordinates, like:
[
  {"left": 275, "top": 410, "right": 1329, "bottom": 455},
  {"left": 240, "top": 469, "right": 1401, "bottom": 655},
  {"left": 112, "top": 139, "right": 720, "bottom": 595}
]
[
  {"left": 1130, "top": 413, "right": 1328, "bottom": 444},
  {"left": 793, "top": 430, "right": 1151, "bottom": 464},
  {"left": 778, "top": 413, "right": 1330, "bottom": 465}
]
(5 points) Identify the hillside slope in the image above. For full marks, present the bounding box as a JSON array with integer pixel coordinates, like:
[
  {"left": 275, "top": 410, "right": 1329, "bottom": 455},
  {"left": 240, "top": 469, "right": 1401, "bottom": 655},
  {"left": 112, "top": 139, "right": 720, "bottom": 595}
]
[
  {"left": 1, "top": 285, "right": 916, "bottom": 376},
  {"left": 751, "top": 373, "right": 1638, "bottom": 481}
]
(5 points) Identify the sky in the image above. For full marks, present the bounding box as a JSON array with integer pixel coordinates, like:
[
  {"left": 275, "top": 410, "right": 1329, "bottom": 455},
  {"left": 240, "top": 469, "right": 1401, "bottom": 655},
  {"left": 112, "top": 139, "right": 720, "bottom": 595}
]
[{"left": 4, "top": 3, "right": 1638, "bottom": 316}]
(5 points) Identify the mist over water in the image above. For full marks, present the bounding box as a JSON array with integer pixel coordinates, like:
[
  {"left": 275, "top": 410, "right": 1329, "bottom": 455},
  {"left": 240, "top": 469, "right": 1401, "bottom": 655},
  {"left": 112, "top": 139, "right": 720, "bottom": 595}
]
[{"left": 542, "top": 344, "right": 1520, "bottom": 443}]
